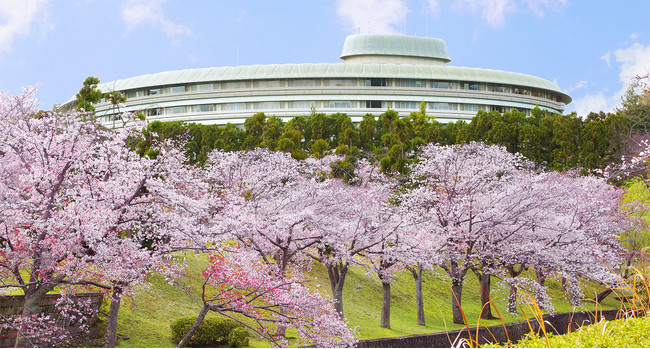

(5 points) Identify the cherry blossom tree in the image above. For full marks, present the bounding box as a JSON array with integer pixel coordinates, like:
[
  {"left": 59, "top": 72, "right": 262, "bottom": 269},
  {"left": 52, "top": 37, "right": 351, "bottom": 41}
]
[
  {"left": 361, "top": 206, "right": 419, "bottom": 329},
  {"left": 203, "top": 148, "right": 320, "bottom": 275},
  {"left": 401, "top": 142, "right": 532, "bottom": 324},
  {"left": 517, "top": 171, "right": 626, "bottom": 310},
  {"left": 177, "top": 249, "right": 357, "bottom": 348},
  {"left": 306, "top": 159, "right": 405, "bottom": 319},
  {"left": 0, "top": 88, "right": 208, "bottom": 347},
  {"left": 174, "top": 149, "right": 358, "bottom": 347},
  {"left": 404, "top": 143, "right": 627, "bottom": 322}
]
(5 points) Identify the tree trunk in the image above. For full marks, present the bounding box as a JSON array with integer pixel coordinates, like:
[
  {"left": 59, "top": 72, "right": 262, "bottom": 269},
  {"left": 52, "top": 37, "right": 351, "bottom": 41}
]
[
  {"left": 479, "top": 272, "right": 496, "bottom": 320},
  {"left": 593, "top": 288, "right": 614, "bottom": 303},
  {"left": 535, "top": 267, "right": 548, "bottom": 309},
  {"left": 506, "top": 264, "right": 525, "bottom": 313},
  {"left": 327, "top": 262, "right": 349, "bottom": 318},
  {"left": 507, "top": 283, "right": 518, "bottom": 313},
  {"left": 451, "top": 278, "right": 465, "bottom": 325},
  {"left": 276, "top": 305, "right": 287, "bottom": 337},
  {"left": 380, "top": 281, "right": 391, "bottom": 329},
  {"left": 177, "top": 305, "right": 209, "bottom": 348},
  {"left": 15, "top": 285, "right": 52, "bottom": 348},
  {"left": 15, "top": 293, "right": 40, "bottom": 348},
  {"left": 414, "top": 264, "right": 425, "bottom": 326},
  {"left": 105, "top": 287, "right": 123, "bottom": 348}
]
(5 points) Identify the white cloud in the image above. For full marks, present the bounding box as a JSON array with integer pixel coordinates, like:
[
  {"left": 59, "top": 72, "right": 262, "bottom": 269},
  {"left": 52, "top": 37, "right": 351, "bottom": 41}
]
[
  {"left": 427, "top": 0, "right": 441, "bottom": 18},
  {"left": 454, "top": 0, "right": 516, "bottom": 28},
  {"left": 566, "top": 80, "right": 587, "bottom": 92},
  {"left": 121, "top": 0, "right": 191, "bottom": 40},
  {"left": 601, "top": 51, "right": 611, "bottom": 67},
  {"left": 337, "top": 0, "right": 408, "bottom": 35},
  {"left": 522, "top": 0, "right": 568, "bottom": 17},
  {"left": 572, "top": 92, "right": 618, "bottom": 116},
  {"left": 613, "top": 42, "right": 650, "bottom": 85},
  {"left": 631, "top": 32, "right": 639, "bottom": 40},
  {"left": 453, "top": 0, "right": 566, "bottom": 28},
  {"left": 0, "top": 0, "right": 49, "bottom": 52},
  {"left": 572, "top": 42, "right": 650, "bottom": 116}
]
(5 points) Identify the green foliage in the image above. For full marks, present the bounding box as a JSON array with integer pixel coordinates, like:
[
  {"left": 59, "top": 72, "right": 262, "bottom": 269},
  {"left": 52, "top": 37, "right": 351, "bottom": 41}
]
[
  {"left": 508, "top": 316, "right": 650, "bottom": 348},
  {"left": 618, "top": 80, "right": 650, "bottom": 132},
  {"left": 621, "top": 179, "right": 650, "bottom": 251},
  {"left": 170, "top": 315, "right": 249, "bottom": 347},
  {"left": 330, "top": 145, "right": 361, "bottom": 183},
  {"left": 104, "top": 91, "right": 127, "bottom": 107},
  {"left": 75, "top": 76, "right": 103, "bottom": 112},
  {"left": 311, "top": 139, "right": 330, "bottom": 158},
  {"left": 227, "top": 327, "right": 250, "bottom": 347},
  {"left": 128, "top": 105, "right": 628, "bottom": 174}
]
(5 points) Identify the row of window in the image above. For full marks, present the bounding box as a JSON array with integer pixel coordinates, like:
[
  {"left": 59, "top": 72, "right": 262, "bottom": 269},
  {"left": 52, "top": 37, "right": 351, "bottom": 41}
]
[
  {"left": 120, "top": 78, "right": 562, "bottom": 102},
  {"left": 143, "top": 100, "right": 516, "bottom": 117}
]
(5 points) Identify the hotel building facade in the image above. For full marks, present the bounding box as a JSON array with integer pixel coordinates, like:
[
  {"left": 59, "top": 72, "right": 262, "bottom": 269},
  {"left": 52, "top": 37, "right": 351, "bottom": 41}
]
[{"left": 74, "top": 34, "right": 571, "bottom": 127}]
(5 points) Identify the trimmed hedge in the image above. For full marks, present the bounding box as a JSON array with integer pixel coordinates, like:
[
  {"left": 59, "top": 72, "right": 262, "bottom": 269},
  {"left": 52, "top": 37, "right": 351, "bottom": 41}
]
[{"left": 170, "top": 315, "right": 250, "bottom": 347}]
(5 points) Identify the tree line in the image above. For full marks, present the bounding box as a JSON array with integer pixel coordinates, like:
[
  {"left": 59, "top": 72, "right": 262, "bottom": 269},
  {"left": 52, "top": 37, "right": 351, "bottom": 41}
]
[{"left": 135, "top": 103, "right": 630, "bottom": 176}]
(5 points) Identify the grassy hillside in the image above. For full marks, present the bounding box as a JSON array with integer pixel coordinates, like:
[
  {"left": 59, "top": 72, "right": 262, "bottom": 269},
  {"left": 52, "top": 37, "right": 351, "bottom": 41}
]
[{"left": 100, "top": 254, "right": 619, "bottom": 348}]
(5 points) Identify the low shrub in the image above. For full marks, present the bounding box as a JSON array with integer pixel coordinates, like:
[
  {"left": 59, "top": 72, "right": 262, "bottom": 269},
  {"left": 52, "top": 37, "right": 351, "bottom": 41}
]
[
  {"left": 170, "top": 315, "right": 249, "bottom": 347},
  {"left": 510, "top": 315, "right": 650, "bottom": 348},
  {"left": 227, "top": 326, "right": 250, "bottom": 347}
]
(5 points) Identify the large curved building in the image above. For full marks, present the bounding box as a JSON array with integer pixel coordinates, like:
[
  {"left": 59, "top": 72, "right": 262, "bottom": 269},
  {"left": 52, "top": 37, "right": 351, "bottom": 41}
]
[{"left": 77, "top": 34, "right": 571, "bottom": 127}]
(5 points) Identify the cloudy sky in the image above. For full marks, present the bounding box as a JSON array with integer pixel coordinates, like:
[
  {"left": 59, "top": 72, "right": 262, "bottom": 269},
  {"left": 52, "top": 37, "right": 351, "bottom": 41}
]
[{"left": 1, "top": 0, "right": 649, "bottom": 116}]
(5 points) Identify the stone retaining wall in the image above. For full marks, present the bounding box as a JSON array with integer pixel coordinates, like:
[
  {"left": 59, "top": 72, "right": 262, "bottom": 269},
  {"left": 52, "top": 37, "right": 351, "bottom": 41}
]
[
  {"left": 357, "top": 309, "right": 623, "bottom": 348},
  {"left": 0, "top": 293, "right": 103, "bottom": 347}
]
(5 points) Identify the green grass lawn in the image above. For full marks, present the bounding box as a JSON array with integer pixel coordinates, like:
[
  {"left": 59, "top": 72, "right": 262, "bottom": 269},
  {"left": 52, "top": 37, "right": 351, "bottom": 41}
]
[{"left": 100, "top": 254, "right": 620, "bottom": 348}]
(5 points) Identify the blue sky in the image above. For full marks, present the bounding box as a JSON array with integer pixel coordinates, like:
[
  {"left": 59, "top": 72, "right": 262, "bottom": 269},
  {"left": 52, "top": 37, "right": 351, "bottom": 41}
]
[{"left": 1, "top": 0, "right": 649, "bottom": 117}]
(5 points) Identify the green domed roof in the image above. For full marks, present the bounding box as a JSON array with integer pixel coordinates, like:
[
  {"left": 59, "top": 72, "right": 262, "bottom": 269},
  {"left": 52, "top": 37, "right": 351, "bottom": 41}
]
[{"left": 340, "top": 34, "right": 451, "bottom": 63}]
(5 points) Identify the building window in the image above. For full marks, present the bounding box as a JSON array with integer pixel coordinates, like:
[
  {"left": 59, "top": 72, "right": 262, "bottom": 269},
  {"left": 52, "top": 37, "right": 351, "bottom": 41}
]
[
  {"left": 288, "top": 79, "right": 320, "bottom": 87},
  {"left": 432, "top": 102, "right": 457, "bottom": 110},
  {"left": 191, "top": 83, "right": 217, "bottom": 91},
  {"left": 490, "top": 85, "right": 509, "bottom": 93},
  {"left": 148, "top": 88, "right": 162, "bottom": 95},
  {"left": 191, "top": 104, "right": 215, "bottom": 113},
  {"left": 167, "top": 85, "right": 186, "bottom": 94},
  {"left": 148, "top": 108, "right": 162, "bottom": 116},
  {"left": 288, "top": 101, "right": 315, "bottom": 109},
  {"left": 433, "top": 81, "right": 455, "bottom": 89},
  {"left": 221, "top": 102, "right": 250, "bottom": 111},
  {"left": 126, "top": 89, "right": 145, "bottom": 98},
  {"left": 324, "top": 79, "right": 355, "bottom": 87},
  {"left": 364, "top": 78, "right": 387, "bottom": 87},
  {"left": 394, "top": 101, "right": 419, "bottom": 109},
  {"left": 327, "top": 101, "right": 352, "bottom": 109},
  {"left": 222, "top": 81, "right": 251, "bottom": 90},
  {"left": 365, "top": 100, "right": 383, "bottom": 108},
  {"left": 397, "top": 79, "right": 426, "bottom": 88},
  {"left": 460, "top": 104, "right": 479, "bottom": 112},
  {"left": 253, "top": 102, "right": 283, "bottom": 110},
  {"left": 253, "top": 80, "right": 284, "bottom": 88},
  {"left": 164, "top": 106, "right": 186, "bottom": 114}
]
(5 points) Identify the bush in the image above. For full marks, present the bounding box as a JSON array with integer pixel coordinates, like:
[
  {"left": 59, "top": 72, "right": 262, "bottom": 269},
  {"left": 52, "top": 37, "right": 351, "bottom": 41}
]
[
  {"left": 170, "top": 315, "right": 249, "bottom": 347},
  {"left": 509, "top": 316, "right": 650, "bottom": 348},
  {"left": 227, "top": 327, "right": 250, "bottom": 347}
]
